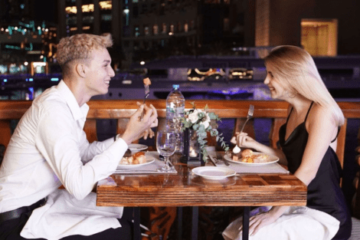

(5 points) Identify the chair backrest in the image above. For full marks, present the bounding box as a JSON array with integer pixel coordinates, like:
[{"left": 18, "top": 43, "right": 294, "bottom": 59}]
[{"left": 0, "top": 100, "right": 357, "bottom": 169}]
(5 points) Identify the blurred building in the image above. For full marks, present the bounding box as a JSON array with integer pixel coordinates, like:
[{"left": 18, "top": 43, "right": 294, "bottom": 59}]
[
  {"left": 254, "top": 0, "right": 360, "bottom": 56},
  {"left": 0, "top": 0, "right": 58, "bottom": 75},
  {"left": 57, "top": 0, "right": 254, "bottom": 69}
]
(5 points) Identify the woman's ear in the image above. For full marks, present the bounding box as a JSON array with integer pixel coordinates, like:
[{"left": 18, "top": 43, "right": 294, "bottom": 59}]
[{"left": 75, "top": 63, "right": 87, "bottom": 78}]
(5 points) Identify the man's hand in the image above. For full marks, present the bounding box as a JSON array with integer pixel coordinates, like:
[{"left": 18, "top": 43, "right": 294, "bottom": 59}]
[{"left": 121, "top": 103, "right": 158, "bottom": 144}]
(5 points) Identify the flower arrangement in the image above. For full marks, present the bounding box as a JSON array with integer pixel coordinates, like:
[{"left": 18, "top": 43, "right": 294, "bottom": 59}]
[{"left": 181, "top": 102, "right": 229, "bottom": 162}]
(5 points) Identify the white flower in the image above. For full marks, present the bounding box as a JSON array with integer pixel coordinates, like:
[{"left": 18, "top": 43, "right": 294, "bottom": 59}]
[
  {"left": 188, "top": 109, "right": 200, "bottom": 123},
  {"left": 200, "top": 112, "right": 210, "bottom": 129}
]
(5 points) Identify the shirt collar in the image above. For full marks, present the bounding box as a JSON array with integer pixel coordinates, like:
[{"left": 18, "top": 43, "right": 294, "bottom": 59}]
[{"left": 56, "top": 80, "right": 89, "bottom": 121}]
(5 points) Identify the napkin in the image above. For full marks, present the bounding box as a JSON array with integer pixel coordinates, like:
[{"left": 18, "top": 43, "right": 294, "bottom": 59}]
[{"left": 114, "top": 151, "right": 177, "bottom": 174}]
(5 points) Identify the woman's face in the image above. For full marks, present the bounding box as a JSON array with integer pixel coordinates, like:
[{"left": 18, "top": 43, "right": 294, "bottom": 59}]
[{"left": 263, "top": 65, "right": 289, "bottom": 100}]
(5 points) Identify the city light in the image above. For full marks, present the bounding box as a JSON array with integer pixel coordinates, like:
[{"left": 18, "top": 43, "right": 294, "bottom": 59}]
[
  {"left": 24, "top": 62, "right": 28, "bottom": 66},
  {"left": 99, "top": 1, "right": 112, "bottom": 10},
  {"left": 140, "top": 61, "right": 145, "bottom": 65}
]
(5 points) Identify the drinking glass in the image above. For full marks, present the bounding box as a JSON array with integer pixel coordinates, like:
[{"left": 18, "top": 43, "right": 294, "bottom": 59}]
[{"left": 156, "top": 130, "right": 176, "bottom": 172}]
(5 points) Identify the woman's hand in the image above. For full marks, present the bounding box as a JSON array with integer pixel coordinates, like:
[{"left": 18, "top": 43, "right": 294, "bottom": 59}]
[
  {"left": 231, "top": 132, "right": 257, "bottom": 149},
  {"left": 246, "top": 211, "right": 277, "bottom": 236},
  {"left": 239, "top": 206, "right": 289, "bottom": 236}
]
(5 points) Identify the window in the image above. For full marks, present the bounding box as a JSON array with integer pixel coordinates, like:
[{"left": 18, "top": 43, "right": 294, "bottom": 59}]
[
  {"left": 99, "top": 1, "right": 112, "bottom": 10},
  {"left": 144, "top": 25, "right": 150, "bottom": 35},
  {"left": 134, "top": 26, "right": 140, "bottom": 37},
  {"left": 101, "top": 14, "right": 112, "bottom": 21},
  {"left": 190, "top": 20, "right": 195, "bottom": 29},
  {"left": 162, "top": 23, "right": 167, "bottom": 34},
  {"left": 82, "top": 4, "right": 94, "bottom": 12},
  {"left": 141, "top": 4, "right": 148, "bottom": 14},
  {"left": 133, "top": 5, "right": 139, "bottom": 18},
  {"left": 170, "top": 24, "right": 175, "bottom": 33},
  {"left": 184, "top": 23, "right": 188, "bottom": 32},
  {"left": 153, "top": 24, "right": 159, "bottom": 35},
  {"left": 83, "top": 16, "right": 94, "bottom": 24},
  {"left": 301, "top": 19, "right": 338, "bottom": 56},
  {"left": 65, "top": 6, "right": 77, "bottom": 14}
]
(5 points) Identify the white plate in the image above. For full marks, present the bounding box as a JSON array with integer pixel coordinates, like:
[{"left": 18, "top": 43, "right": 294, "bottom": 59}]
[
  {"left": 118, "top": 156, "right": 155, "bottom": 169},
  {"left": 223, "top": 152, "right": 279, "bottom": 166},
  {"left": 192, "top": 166, "right": 236, "bottom": 180},
  {"left": 128, "top": 144, "right": 148, "bottom": 152}
]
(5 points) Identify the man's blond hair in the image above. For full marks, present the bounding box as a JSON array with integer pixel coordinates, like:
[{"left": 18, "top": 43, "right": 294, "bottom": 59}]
[{"left": 56, "top": 33, "right": 113, "bottom": 77}]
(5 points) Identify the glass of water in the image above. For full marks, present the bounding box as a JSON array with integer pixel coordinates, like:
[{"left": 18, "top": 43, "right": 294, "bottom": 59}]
[{"left": 156, "top": 130, "right": 176, "bottom": 172}]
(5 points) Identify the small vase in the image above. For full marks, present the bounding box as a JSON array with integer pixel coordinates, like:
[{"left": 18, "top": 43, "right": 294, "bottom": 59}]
[{"left": 181, "top": 128, "right": 204, "bottom": 166}]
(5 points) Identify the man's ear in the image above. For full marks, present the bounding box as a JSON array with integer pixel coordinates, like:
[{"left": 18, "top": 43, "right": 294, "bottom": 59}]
[{"left": 75, "top": 63, "right": 87, "bottom": 78}]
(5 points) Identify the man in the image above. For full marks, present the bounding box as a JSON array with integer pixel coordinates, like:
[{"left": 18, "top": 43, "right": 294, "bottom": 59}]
[{"left": 0, "top": 33, "right": 158, "bottom": 239}]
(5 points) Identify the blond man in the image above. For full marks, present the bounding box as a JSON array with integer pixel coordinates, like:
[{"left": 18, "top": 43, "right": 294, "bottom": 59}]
[{"left": 0, "top": 33, "right": 158, "bottom": 240}]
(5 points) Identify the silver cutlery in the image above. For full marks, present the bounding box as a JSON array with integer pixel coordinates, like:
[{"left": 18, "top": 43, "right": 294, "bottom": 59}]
[
  {"left": 240, "top": 104, "right": 254, "bottom": 133},
  {"left": 221, "top": 156, "right": 230, "bottom": 166},
  {"left": 141, "top": 78, "right": 151, "bottom": 119},
  {"left": 233, "top": 105, "right": 255, "bottom": 151},
  {"left": 208, "top": 155, "right": 218, "bottom": 166}
]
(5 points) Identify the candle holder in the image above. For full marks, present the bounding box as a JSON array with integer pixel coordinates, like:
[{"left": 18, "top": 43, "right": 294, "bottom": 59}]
[{"left": 182, "top": 128, "right": 204, "bottom": 166}]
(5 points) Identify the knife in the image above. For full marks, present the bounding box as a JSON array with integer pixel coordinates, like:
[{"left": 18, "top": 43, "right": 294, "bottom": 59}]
[{"left": 208, "top": 155, "right": 218, "bottom": 166}]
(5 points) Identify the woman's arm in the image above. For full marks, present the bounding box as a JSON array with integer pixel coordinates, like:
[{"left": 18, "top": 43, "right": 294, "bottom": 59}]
[
  {"left": 294, "top": 104, "right": 338, "bottom": 185},
  {"left": 232, "top": 133, "right": 287, "bottom": 164},
  {"left": 247, "top": 104, "right": 339, "bottom": 236}
]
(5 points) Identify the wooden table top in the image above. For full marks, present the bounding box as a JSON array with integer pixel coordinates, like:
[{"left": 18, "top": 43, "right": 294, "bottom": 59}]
[{"left": 96, "top": 153, "right": 307, "bottom": 208}]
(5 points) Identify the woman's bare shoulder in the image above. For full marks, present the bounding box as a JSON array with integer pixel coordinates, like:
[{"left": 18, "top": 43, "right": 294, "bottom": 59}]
[{"left": 307, "top": 103, "right": 336, "bottom": 128}]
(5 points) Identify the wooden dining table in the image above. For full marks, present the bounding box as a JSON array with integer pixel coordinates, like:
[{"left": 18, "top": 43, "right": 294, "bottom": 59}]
[{"left": 96, "top": 153, "right": 307, "bottom": 240}]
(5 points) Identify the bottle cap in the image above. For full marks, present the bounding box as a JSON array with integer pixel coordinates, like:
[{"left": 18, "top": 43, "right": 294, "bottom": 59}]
[{"left": 173, "top": 84, "right": 179, "bottom": 90}]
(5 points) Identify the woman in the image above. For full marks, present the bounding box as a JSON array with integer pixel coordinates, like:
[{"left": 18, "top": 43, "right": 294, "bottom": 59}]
[{"left": 223, "top": 46, "right": 351, "bottom": 240}]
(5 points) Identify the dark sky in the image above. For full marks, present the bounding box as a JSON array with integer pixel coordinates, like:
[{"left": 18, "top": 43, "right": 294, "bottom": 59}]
[{"left": 33, "top": 0, "right": 57, "bottom": 23}]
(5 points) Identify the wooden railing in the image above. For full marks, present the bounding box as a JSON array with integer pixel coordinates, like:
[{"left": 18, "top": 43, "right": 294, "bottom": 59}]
[
  {"left": 1, "top": 99, "right": 360, "bottom": 239},
  {"left": 1, "top": 100, "right": 359, "bottom": 167}
]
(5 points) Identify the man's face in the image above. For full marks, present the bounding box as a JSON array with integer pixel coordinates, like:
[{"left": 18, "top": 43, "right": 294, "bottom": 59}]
[{"left": 84, "top": 47, "right": 115, "bottom": 97}]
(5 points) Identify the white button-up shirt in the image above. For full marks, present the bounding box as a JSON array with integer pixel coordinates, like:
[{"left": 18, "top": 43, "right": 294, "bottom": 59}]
[{"left": 0, "top": 80, "right": 128, "bottom": 239}]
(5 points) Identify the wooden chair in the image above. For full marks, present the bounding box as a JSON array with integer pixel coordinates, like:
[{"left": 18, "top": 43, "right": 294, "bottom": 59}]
[{"left": 0, "top": 100, "right": 359, "bottom": 239}]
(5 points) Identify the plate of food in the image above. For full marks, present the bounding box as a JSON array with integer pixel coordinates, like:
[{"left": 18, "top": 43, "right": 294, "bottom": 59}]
[
  {"left": 224, "top": 149, "right": 279, "bottom": 166},
  {"left": 118, "top": 152, "right": 155, "bottom": 169},
  {"left": 128, "top": 144, "right": 148, "bottom": 152},
  {"left": 192, "top": 166, "right": 236, "bottom": 180}
]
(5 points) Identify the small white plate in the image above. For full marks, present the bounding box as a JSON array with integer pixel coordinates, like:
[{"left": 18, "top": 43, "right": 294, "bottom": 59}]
[
  {"left": 223, "top": 152, "right": 279, "bottom": 166},
  {"left": 118, "top": 156, "right": 155, "bottom": 169},
  {"left": 128, "top": 144, "right": 148, "bottom": 152},
  {"left": 192, "top": 166, "right": 236, "bottom": 180}
]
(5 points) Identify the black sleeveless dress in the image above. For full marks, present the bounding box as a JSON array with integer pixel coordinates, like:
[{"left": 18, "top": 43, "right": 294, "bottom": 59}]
[{"left": 279, "top": 102, "right": 351, "bottom": 240}]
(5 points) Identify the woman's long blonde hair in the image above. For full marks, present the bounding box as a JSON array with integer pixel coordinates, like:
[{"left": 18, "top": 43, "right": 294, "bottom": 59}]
[{"left": 264, "top": 45, "right": 344, "bottom": 126}]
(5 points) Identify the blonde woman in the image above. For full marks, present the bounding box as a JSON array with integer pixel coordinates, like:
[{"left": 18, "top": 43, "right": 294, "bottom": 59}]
[{"left": 223, "top": 46, "right": 351, "bottom": 240}]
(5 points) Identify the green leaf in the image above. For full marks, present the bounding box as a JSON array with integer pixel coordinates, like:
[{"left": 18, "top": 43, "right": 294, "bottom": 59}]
[
  {"left": 208, "top": 112, "right": 217, "bottom": 120},
  {"left": 210, "top": 129, "right": 218, "bottom": 136},
  {"left": 193, "top": 124, "right": 199, "bottom": 130}
]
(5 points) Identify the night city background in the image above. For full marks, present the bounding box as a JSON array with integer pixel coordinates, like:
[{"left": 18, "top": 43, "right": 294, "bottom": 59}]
[{"left": 1, "top": 0, "right": 360, "bottom": 239}]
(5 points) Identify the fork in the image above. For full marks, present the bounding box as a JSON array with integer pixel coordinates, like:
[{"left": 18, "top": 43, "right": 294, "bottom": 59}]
[
  {"left": 141, "top": 82, "right": 150, "bottom": 119},
  {"left": 234, "top": 105, "right": 254, "bottom": 150},
  {"left": 143, "top": 84, "right": 150, "bottom": 104},
  {"left": 240, "top": 104, "right": 254, "bottom": 133}
]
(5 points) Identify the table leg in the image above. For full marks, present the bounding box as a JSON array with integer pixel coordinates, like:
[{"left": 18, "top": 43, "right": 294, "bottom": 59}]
[
  {"left": 177, "top": 207, "right": 183, "bottom": 240},
  {"left": 191, "top": 207, "right": 199, "bottom": 240},
  {"left": 242, "top": 207, "right": 250, "bottom": 240},
  {"left": 133, "top": 207, "right": 141, "bottom": 240}
]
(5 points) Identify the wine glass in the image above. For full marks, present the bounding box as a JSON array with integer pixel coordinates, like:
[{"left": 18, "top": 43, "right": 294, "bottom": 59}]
[{"left": 156, "top": 130, "right": 177, "bottom": 172}]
